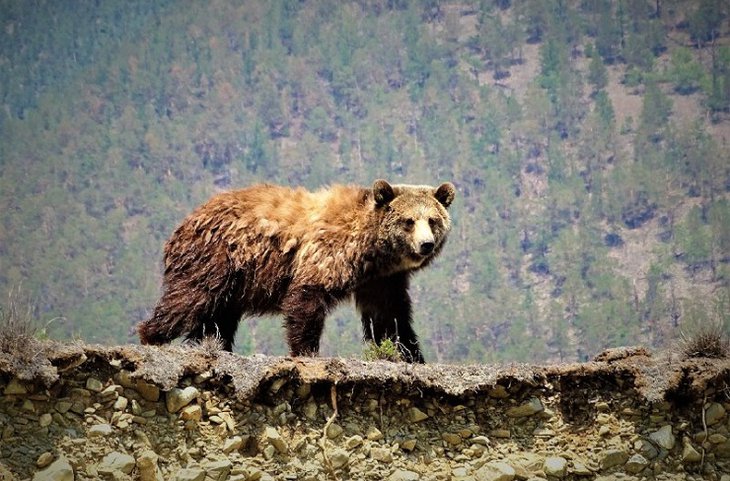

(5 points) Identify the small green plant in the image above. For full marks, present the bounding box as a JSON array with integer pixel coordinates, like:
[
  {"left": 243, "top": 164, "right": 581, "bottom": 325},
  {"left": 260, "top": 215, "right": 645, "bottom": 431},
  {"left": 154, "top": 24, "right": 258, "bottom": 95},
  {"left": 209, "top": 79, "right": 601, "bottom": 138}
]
[
  {"left": 679, "top": 322, "right": 730, "bottom": 359},
  {"left": 363, "top": 338, "right": 404, "bottom": 362}
]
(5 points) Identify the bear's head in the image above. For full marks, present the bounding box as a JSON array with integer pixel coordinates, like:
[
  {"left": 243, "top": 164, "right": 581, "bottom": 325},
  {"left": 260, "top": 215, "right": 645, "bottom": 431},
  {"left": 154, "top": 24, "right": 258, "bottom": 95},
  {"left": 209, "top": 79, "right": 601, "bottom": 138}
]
[{"left": 373, "top": 179, "right": 456, "bottom": 272}]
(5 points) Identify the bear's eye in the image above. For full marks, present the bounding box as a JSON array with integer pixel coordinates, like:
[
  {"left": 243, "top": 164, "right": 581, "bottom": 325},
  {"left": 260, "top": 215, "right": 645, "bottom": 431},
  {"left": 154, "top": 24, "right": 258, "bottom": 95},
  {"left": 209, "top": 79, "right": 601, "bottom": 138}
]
[
  {"left": 404, "top": 218, "right": 415, "bottom": 229},
  {"left": 428, "top": 217, "right": 438, "bottom": 228}
]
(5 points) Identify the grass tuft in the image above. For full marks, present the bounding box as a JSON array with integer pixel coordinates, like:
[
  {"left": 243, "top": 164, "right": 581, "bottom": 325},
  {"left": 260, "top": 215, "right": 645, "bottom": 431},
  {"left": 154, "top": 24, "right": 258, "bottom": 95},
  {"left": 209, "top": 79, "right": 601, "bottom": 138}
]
[
  {"left": 363, "top": 338, "right": 404, "bottom": 362},
  {"left": 679, "top": 321, "right": 730, "bottom": 359}
]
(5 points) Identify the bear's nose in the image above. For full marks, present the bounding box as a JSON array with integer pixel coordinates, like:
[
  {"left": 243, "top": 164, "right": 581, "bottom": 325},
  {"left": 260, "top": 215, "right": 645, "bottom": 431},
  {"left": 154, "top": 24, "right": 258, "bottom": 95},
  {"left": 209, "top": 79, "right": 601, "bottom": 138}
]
[{"left": 419, "top": 241, "right": 435, "bottom": 256}]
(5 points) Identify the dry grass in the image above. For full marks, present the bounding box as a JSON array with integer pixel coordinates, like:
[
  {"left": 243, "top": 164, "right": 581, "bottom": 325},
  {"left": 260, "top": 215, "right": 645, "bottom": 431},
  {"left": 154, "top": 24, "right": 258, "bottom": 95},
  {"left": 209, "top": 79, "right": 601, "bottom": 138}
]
[
  {"left": 679, "top": 321, "right": 730, "bottom": 359},
  {"left": 0, "top": 288, "right": 41, "bottom": 354}
]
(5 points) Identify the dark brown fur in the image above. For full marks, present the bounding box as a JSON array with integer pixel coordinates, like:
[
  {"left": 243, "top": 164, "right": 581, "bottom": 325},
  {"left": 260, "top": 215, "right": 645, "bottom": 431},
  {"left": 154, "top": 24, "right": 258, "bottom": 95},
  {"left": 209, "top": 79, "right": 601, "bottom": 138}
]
[{"left": 138, "top": 180, "right": 455, "bottom": 362}]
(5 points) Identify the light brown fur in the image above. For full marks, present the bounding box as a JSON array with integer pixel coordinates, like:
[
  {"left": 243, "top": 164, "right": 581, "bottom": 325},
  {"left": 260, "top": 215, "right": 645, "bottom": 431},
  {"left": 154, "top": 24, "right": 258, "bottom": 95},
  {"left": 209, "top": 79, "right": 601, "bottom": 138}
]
[{"left": 138, "top": 180, "right": 455, "bottom": 362}]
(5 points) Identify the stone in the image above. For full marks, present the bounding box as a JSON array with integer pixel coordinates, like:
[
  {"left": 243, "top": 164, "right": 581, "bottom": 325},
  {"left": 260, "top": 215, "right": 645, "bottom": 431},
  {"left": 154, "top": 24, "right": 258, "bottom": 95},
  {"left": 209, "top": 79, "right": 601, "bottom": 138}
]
[
  {"left": 36, "top": 452, "right": 54, "bottom": 469},
  {"left": 370, "top": 447, "right": 393, "bottom": 463},
  {"left": 32, "top": 455, "right": 73, "bottom": 481},
  {"left": 303, "top": 400, "right": 317, "bottom": 419},
  {"left": 388, "top": 469, "right": 420, "bottom": 481},
  {"left": 625, "top": 454, "right": 649, "bottom": 474},
  {"left": 345, "top": 435, "right": 364, "bottom": 450},
  {"left": 442, "top": 432, "right": 462, "bottom": 445},
  {"left": 88, "top": 423, "right": 113, "bottom": 437},
  {"left": 649, "top": 425, "right": 675, "bottom": 450},
  {"left": 399, "top": 439, "right": 417, "bottom": 451},
  {"left": 4, "top": 378, "right": 27, "bottom": 395},
  {"left": 204, "top": 459, "right": 232, "bottom": 481},
  {"left": 490, "top": 429, "right": 511, "bottom": 438},
  {"left": 137, "top": 450, "right": 162, "bottom": 481},
  {"left": 599, "top": 449, "right": 628, "bottom": 470},
  {"left": 55, "top": 401, "right": 73, "bottom": 413},
  {"left": 218, "top": 411, "right": 236, "bottom": 431},
  {"left": 409, "top": 407, "right": 429, "bottom": 422},
  {"left": 634, "top": 439, "right": 659, "bottom": 459},
  {"left": 330, "top": 448, "right": 349, "bottom": 469},
  {"left": 114, "top": 396, "right": 129, "bottom": 411},
  {"left": 326, "top": 423, "right": 343, "bottom": 439},
  {"left": 166, "top": 386, "right": 199, "bottom": 413},
  {"left": 543, "top": 457, "right": 567, "bottom": 477},
  {"left": 180, "top": 404, "right": 202, "bottom": 422},
  {"left": 98, "top": 451, "right": 136, "bottom": 475},
  {"left": 489, "top": 385, "right": 509, "bottom": 398},
  {"left": 136, "top": 380, "right": 161, "bottom": 402},
  {"left": 39, "top": 413, "right": 53, "bottom": 427},
  {"left": 706, "top": 403, "right": 726, "bottom": 426},
  {"left": 263, "top": 426, "right": 288, "bottom": 453},
  {"left": 474, "top": 461, "right": 516, "bottom": 481},
  {"left": 506, "top": 398, "right": 543, "bottom": 417},
  {"left": 86, "top": 377, "right": 104, "bottom": 392},
  {"left": 172, "top": 467, "right": 206, "bottom": 481},
  {"left": 366, "top": 426, "right": 384, "bottom": 441},
  {"left": 223, "top": 436, "right": 244, "bottom": 454},
  {"left": 571, "top": 460, "right": 594, "bottom": 475},
  {"left": 682, "top": 438, "right": 702, "bottom": 463}
]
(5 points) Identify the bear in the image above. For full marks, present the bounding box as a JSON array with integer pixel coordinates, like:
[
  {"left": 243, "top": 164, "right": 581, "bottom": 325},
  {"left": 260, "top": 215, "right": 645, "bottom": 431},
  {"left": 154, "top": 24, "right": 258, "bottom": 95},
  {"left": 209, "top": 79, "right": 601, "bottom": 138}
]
[{"left": 137, "top": 179, "right": 455, "bottom": 363}]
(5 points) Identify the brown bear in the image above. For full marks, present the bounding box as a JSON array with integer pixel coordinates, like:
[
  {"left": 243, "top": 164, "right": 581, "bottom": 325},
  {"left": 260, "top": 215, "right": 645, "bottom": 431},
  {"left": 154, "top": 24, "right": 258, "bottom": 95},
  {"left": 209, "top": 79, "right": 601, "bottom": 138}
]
[{"left": 137, "top": 179, "right": 455, "bottom": 363}]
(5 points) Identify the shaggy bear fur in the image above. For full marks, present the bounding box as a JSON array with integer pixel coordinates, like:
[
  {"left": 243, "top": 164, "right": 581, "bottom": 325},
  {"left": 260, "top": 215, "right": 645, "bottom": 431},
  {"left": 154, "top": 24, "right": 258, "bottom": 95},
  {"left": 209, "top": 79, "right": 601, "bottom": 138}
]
[{"left": 138, "top": 179, "right": 455, "bottom": 363}]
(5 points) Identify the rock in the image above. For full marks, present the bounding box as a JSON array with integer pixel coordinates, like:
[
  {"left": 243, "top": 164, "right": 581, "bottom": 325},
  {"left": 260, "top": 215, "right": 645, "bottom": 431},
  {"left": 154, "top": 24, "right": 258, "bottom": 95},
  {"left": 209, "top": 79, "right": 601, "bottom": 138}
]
[
  {"left": 345, "top": 435, "right": 364, "bottom": 450},
  {"left": 625, "top": 454, "right": 649, "bottom": 474},
  {"left": 370, "top": 447, "right": 393, "bottom": 463},
  {"left": 166, "top": 386, "right": 199, "bottom": 413},
  {"left": 55, "top": 401, "right": 73, "bottom": 413},
  {"left": 649, "top": 425, "right": 675, "bottom": 450},
  {"left": 388, "top": 469, "right": 420, "bottom": 481},
  {"left": 204, "top": 459, "right": 232, "bottom": 481},
  {"left": 32, "top": 455, "right": 73, "bottom": 481},
  {"left": 599, "top": 449, "right": 628, "bottom": 470},
  {"left": 4, "top": 378, "right": 27, "bottom": 395},
  {"left": 474, "top": 461, "right": 516, "bottom": 481},
  {"left": 137, "top": 450, "right": 162, "bottom": 481},
  {"left": 136, "top": 380, "right": 160, "bottom": 402},
  {"left": 98, "top": 451, "right": 135, "bottom": 475},
  {"left": 326, "top": 423, "right": 343, "bottom": 439},
  {"left": 180, "top": 404, "right": 202, "bottom": 422},
  {"left": 262, "top": 426, "right": 288, "bottom": 453},
  {"left": 39, "top": 413, "right": 53, "bottom": 427},
  {"left": 330, "top": 448, "right": 349, "bottom": 469},
  {"left": 442, "top": 432, "right": 462, "bottom": 445},
  {"left": 490, "top": 429, "right": 510, "bottom": 438},
  {"left": 88, "top": 423, "right": 113, "bottom": 437},
  {"left": 218, "top": 411, "right": 236, "bottom": 431},
  {"left": 172, "top": 467, "right": 206, "bottom": 481},
  {"left": 634, "top": 439, "right": 659, "bottom": 459},
  {"left": 366, "top": 426, "right": 384, "bottom": 441},
  {"left": 489, "top": 385, "right": 509, "bottom": 398},
  {"left": 543, "top": 457, "right": 567, "bottom": 477},
  {"left": 571, "top": 460, "right": 594, "bottom": 475},
  {"left": 86, "top": 377, "right": 104, "bottom": 392},
  {"left": 682, "top": 438, "right": 702, "bottom": 463},
  {"left": 223, "top": 436, "right": 244, "bottom": 454},
  {"left": 303, "top": 400, "right": 317, "bottom": 419},
  {"left": 36, "top": 452, "right": 54, "bottom": 469},
  {"left": 506, "top": 398, "right": 543, "bottom": 417},
  {"left": 409, "top": 407, "right": 429, "bottom": 423},
  {"left": 706, "top": 403, "right": 726, "bottom": 426},
  {"left": 399, "top": 439, "right": 417, "bottom": 451},
  {"left": 114, "top": 396, "right": 129, "bottom": 411}
]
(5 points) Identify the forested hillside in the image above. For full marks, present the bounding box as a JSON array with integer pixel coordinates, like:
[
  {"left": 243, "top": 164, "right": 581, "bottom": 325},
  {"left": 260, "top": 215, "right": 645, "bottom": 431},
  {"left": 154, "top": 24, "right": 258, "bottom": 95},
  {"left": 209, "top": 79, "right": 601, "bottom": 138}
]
[{"left": 1, "top": 0, "right": 728, "bottom": 363}]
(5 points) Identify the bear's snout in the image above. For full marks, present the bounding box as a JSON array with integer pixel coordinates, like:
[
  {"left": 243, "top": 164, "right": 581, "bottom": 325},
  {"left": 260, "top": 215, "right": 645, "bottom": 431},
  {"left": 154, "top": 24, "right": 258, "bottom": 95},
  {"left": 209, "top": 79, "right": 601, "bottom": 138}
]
[{"left": 419, "top": 241, "right": 435, "bottom": 256}]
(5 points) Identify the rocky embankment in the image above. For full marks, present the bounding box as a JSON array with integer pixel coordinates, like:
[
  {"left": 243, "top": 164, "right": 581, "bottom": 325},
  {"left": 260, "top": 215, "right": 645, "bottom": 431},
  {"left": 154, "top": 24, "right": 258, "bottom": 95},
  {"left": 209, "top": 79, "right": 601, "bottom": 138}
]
[{"left": 1, "top": 343, "right": 729, "bottom": 481}]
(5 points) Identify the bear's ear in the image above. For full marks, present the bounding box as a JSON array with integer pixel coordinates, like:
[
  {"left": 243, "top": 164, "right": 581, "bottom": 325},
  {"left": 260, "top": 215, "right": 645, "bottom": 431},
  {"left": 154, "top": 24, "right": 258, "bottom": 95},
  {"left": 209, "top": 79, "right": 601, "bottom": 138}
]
[
  {"left": 434, "top": 182, "right": 456, "bottom": 208},
  {"left": 373, "top": 179, "right": 395, "bottom": 206}
]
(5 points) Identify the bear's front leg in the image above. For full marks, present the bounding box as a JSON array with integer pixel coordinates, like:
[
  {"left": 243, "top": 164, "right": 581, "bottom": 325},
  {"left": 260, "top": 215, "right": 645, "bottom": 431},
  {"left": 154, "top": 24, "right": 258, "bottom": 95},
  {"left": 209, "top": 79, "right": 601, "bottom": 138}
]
[
  {"left": 355, "top": 273, "right": 425, "bottom": 363},
  {"left": 281, "top": 286, "right": 332, "bottom": 357}
]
